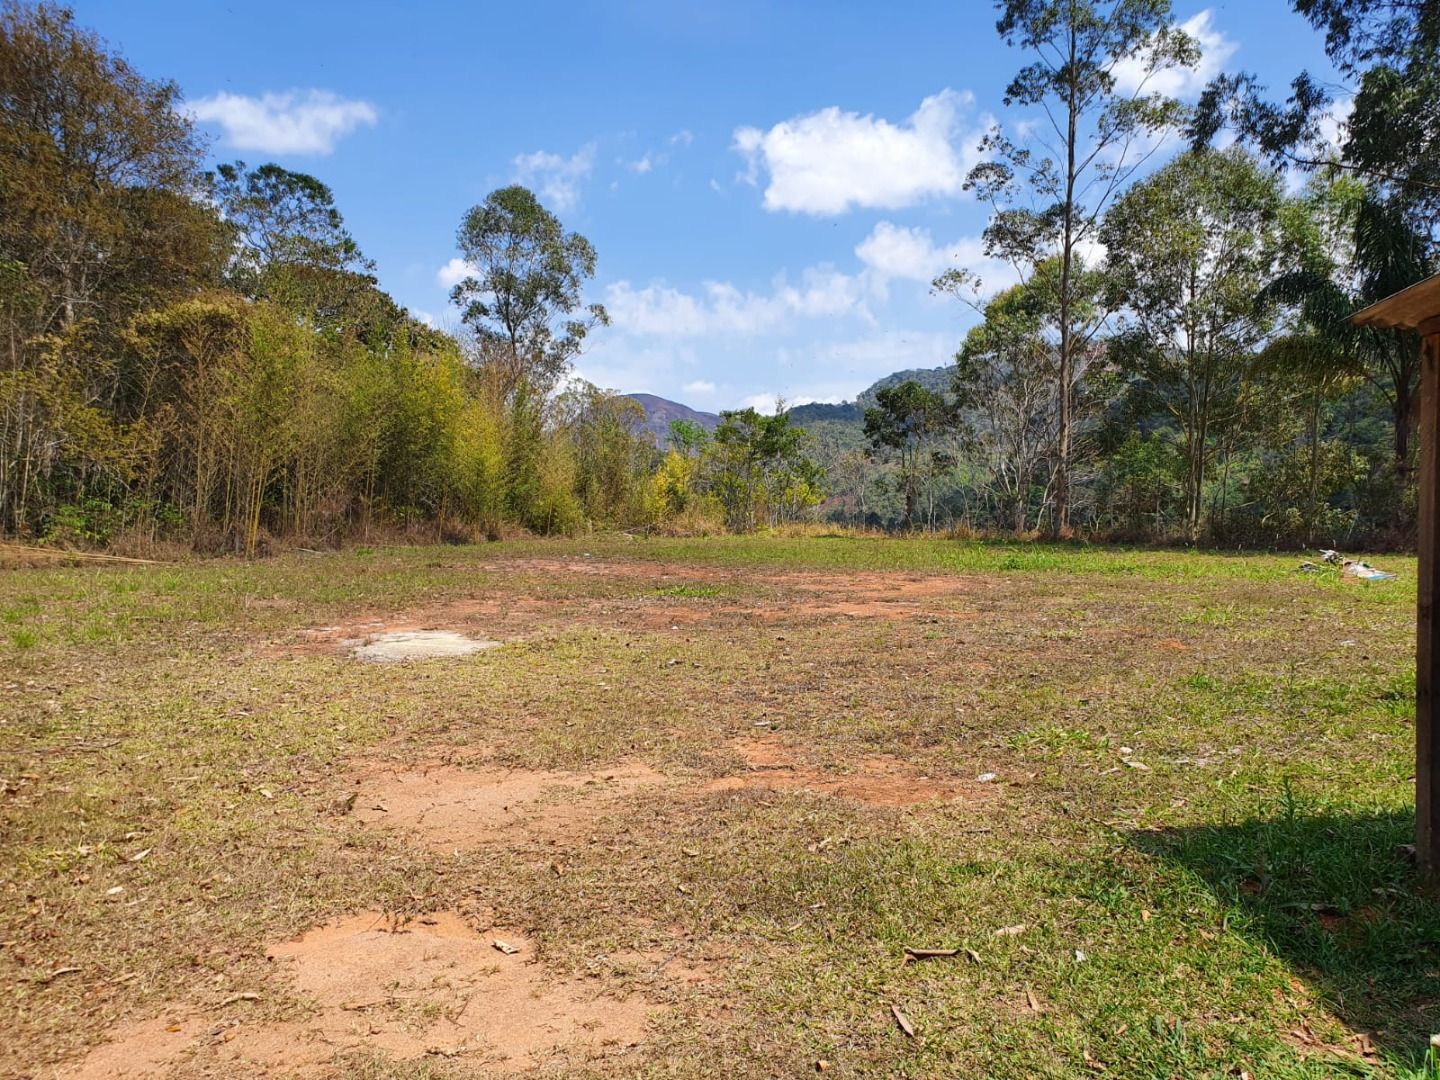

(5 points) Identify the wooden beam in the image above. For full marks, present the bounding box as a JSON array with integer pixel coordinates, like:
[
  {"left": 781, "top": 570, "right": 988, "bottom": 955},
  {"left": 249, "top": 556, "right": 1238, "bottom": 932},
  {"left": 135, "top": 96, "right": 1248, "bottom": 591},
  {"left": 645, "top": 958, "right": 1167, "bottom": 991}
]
[{"left": 1419, "top": 330, "right": 1440, "bottom": 877}]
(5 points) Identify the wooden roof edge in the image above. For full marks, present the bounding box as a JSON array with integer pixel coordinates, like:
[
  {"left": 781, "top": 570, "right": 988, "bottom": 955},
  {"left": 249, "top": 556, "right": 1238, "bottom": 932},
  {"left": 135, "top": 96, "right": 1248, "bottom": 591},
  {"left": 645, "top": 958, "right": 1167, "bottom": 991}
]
[{"left": 1351, "top": 273, "right": 1440, "bottom": 331}]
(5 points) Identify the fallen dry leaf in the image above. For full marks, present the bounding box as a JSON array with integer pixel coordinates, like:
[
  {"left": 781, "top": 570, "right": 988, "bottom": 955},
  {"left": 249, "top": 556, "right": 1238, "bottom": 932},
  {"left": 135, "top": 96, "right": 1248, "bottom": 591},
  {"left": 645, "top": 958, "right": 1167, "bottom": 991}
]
[
  {"left": 903, "top": 946, "right": 959, "bottom": 962},
  {"left": 890, "top": 1003, "right": 916, "bottom": 1038},
  {"left": 993, "top": 923, "right": 1028, "bottom": 938}
]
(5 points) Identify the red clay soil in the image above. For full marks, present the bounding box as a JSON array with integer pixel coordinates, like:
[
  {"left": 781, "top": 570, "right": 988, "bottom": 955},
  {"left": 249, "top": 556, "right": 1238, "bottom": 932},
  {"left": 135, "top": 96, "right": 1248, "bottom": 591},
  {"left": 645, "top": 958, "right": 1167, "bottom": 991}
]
[
  {"left": 351, "top": 761, "right": 670, "bottom": 849},
  {"left": 65, "top": 912, "right": 651, "bottom": 1077},
  {"left": 703, "top": 736, "right": 987, "bottom": 807},
  {"left": 263, "top": 559, "right": 986, "bottom": 657}
]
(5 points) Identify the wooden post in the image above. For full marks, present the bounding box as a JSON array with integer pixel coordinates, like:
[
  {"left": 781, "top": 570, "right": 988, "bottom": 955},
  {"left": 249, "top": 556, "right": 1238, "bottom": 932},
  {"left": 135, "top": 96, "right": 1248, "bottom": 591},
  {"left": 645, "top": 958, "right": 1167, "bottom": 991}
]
[
  {"left": 1351, "top": 277, "right": 1440, "bottom": 878},
  {"left": 1419, "top": 320, "right": 1440, "bottom": 878}
]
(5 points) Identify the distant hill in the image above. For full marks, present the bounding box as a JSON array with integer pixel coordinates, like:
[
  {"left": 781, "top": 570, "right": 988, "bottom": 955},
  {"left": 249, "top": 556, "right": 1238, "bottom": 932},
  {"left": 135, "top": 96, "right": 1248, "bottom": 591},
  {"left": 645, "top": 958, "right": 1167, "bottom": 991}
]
[
  {"left": 856, "top": 365, "right": 953, "bottom": 407},
  {"left": 626, "top": 364, "right": 954, "bottom": 447},
  {"left": 626, "top": 394, "right": 721, "bottom": 445},
  {"left": 787, "top": 401, "right": 864, "bottom": 425},
  {"left": 786, "top": 365, "right": 954, "bottom": 426}
]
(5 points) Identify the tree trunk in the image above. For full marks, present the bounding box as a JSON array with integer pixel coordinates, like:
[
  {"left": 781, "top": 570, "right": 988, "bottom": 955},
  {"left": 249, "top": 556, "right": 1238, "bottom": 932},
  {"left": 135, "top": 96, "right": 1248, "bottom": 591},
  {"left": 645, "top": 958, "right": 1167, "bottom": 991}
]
[
  {"left": 1396, "top": 349, "right": 1416, "bottom": 481},
  {"left": 1054, "top": 19, "right": 1079, "bottom": 539},
  {"left": 1307, "top": 392, "right": 1321, "bottom": 545}
]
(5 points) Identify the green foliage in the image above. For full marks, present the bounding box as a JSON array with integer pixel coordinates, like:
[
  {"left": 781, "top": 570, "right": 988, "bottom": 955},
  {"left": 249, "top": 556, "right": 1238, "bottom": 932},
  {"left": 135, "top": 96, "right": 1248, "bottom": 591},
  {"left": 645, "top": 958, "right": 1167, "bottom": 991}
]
[
  {"left": 863, "top": 380, "right": 954, "bottom": 530},
  {"left": 1094, "top": 432, "right": 1184, "bottom": 536},
  {"left": 705, "top": 408, "right": 824, "bottom": 532},
  {"left": 970, "top": 0, "right": 1199, "bottom": 533},
  {"left": 210, "top": 161, "right": 372, "bottom": 290},
  {"left": 667, "top": 418, "right": 709, "bottom": 455},
  {"left": 0, "top": 5, "right": 667, "bottom": 550},
  {"left": 1103, "top": 148, "right": 1285, "bottom": 541},
  {"left": 450, "top": 186, "right": 609, "bottom": 398}
]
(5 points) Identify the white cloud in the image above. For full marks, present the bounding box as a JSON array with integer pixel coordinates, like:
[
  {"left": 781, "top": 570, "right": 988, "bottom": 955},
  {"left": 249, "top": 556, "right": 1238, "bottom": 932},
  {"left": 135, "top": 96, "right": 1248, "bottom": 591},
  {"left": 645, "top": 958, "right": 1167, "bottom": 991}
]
[
  {"left": 187, "top": 89, "right": 377, "bottom": 155},
  {"left": 605, "top": 265, "right": 869, "bottom": 338},
  {"left": 855, "top": 222, "right": 955, "bottom": 282},
  {"left": 570, "top": 343, "right": 704, "bottom": 397},
  {"left": 683, "top": 379, "right": 716, "bottom": 395},
  {"left": 1317, "top": 96, "right": 1354, "bottom": 155},
  {"left": 1111, "top": 10, "right": 1237, "bottom": 100},
  {"left": 436, "top": 257, "right": 476, "bottom": 289},
  {"left": 1285, "top": 97, "right": 1354, "bottom": 192},
  {"left": 741, "top": 330, "right": 958, "bottom": 408},
  {"left": 855, "top": 221, "right": 1018, "bottom": 297},
  {"left": 811, "top": 332, "right": 954, "bottom": 386},
  {"left": 741, "top": 394, "right": 787, "bottom": 414},
  {"left": 411, "top": 309, "right": 437, "bottom": 328},
  {"left": 512, "top": 144, "right": 596, "bottom": 213},
  {"left": 1073, "top": 235, "right": 1108, "bottom": 270},
  {"left": 623, "top": 131, "right": 693, "bottom": 178},
  {"left": 732, "top": 89, "right": 987, "bottom": 215}
]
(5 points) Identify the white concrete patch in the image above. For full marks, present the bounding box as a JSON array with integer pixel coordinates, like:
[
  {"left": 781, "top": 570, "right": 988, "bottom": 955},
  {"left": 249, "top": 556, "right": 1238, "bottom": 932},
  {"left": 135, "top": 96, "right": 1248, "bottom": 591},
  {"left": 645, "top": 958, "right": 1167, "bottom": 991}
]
[{"left": 350, "top": 630, "right": 501, "bottom": 663}]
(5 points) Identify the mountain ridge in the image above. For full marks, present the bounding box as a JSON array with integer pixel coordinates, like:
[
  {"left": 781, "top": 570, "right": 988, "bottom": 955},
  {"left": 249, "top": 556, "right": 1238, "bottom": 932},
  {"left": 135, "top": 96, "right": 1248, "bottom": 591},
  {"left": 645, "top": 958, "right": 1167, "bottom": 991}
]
[{"left": 626, "top": 364, "right": 953, "bottom": 442}]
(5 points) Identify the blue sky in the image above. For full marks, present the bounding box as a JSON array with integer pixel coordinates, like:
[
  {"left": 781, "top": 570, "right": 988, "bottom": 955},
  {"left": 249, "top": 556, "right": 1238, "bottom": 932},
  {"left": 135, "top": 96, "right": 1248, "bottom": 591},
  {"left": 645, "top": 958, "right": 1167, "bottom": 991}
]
[{"left": 74, "top": 1, "right": 1342, "bottom": 411}]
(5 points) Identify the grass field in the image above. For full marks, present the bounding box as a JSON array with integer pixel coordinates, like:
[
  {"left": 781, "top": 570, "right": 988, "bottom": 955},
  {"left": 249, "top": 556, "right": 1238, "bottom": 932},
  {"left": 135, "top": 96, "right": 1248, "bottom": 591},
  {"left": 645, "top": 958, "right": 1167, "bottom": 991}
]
[{"left": 2, "top": 536, "right": 1435, "bottom": 1079}]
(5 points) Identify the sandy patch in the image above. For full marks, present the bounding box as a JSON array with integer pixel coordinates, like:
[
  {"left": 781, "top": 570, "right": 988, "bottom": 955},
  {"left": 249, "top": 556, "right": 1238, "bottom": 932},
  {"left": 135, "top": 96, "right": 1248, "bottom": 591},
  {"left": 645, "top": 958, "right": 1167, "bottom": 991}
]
[
  {"left": 352, "top": 762, "right": 669, "bottom": 849},
  {"left": 350, "top": 629, "right": 501, "bottom": 663},
  {"left": 66, "top": 912, "right": 651, "bottom": 1077}
]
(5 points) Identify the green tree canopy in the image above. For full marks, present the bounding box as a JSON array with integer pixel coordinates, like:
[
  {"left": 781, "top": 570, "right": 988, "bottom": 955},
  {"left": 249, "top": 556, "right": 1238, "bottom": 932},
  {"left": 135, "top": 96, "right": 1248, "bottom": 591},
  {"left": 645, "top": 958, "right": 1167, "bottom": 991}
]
[
  {"left": 863, "top": 380, "right": 954, "bottom": 530},
  {"left": 1102, "top": 148, "right": 1285, "bottom": 541},
  {"left": 450, "top": 185, "right": 608, "bottom": 398},
  {"left": 960, "top": 0, "right": 1198, "bottom": 534}
]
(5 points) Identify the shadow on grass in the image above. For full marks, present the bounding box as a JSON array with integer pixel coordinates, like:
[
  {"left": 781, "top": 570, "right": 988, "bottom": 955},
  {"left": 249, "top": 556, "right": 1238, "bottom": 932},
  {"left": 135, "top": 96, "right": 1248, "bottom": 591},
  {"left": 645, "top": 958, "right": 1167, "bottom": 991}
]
[{"left": 1132, "top": 803, "right": 1440, "bottom": 1069}]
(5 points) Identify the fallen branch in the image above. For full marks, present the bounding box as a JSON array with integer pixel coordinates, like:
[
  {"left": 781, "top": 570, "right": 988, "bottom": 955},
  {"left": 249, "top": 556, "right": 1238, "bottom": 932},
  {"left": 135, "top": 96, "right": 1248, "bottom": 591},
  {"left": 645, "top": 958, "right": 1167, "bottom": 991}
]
[{"left": 0, "top": 543, "right": 160, "bottom": 566}]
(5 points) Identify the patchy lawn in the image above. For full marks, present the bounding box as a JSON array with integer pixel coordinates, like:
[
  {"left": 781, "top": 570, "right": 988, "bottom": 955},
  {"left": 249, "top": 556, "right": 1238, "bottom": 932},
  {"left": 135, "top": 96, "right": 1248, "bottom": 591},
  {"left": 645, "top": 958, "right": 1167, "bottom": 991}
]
[{"left": 1, "top": 537, "right": 1434, "bottom": 1079}]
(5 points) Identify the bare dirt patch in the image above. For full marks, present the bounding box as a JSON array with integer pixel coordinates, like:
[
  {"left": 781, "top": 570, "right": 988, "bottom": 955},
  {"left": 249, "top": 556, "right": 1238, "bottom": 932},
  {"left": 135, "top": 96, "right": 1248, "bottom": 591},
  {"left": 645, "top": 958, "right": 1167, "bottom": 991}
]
[
  {"left": 262, "top": 559, "right": 984, "bottom": 655},
  {"left": 66, "top": 912, "right": 651, "bottom": 1077},
  {"left": 479, "top": 558, "right": 982, "bottom": 624},
  {"left": 704, "top": 736, "right": 986, "bottom": 807},
  {"left": 352, "top": 761, "right": 670, "bottom": 849},
  {"left": 262, "top": 596, "right": 555, "bottom": 658}
]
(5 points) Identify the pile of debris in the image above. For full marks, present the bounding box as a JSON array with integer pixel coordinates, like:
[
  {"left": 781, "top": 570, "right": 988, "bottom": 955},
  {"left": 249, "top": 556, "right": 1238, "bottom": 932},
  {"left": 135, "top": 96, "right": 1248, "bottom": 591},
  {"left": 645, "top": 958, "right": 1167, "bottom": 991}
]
[{"left": 1298, "top": 549, "right": 1397, "bottom": 581}]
